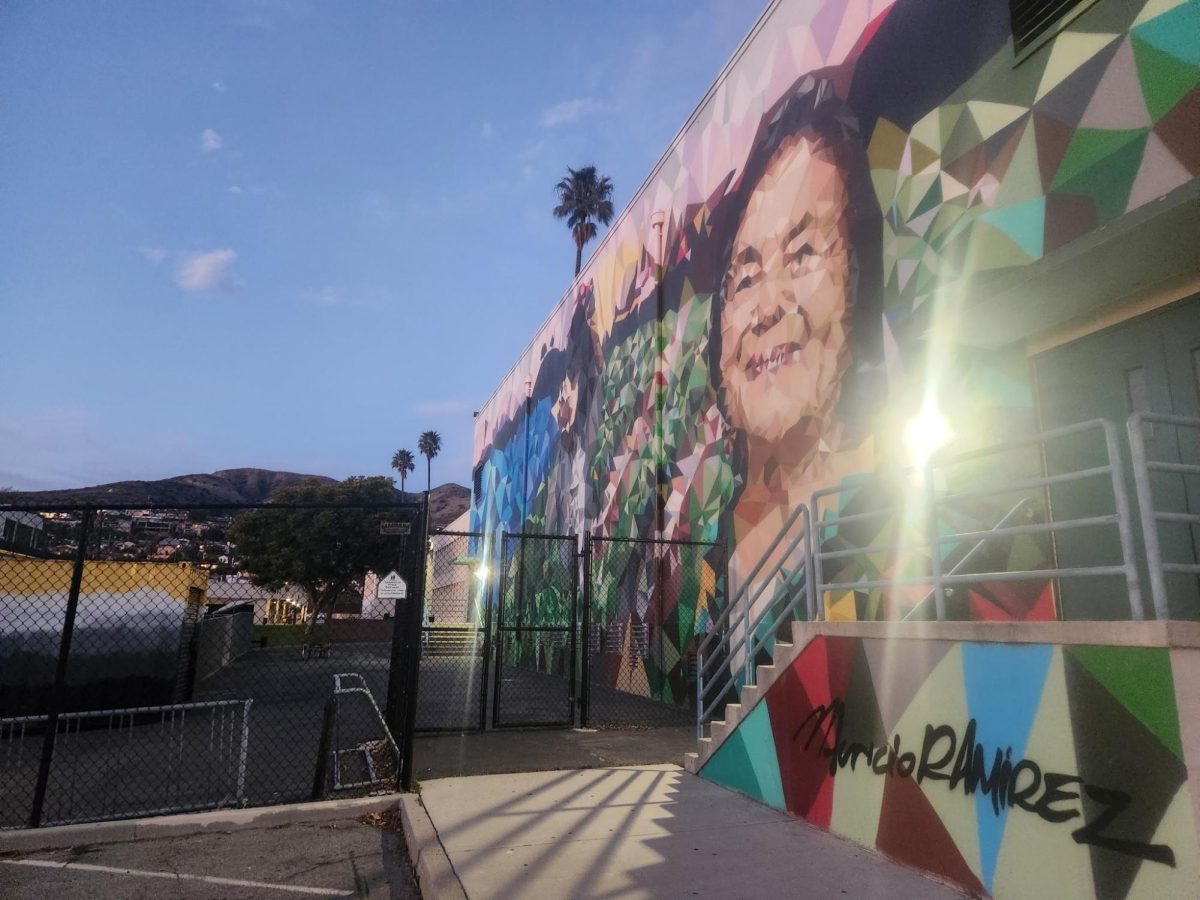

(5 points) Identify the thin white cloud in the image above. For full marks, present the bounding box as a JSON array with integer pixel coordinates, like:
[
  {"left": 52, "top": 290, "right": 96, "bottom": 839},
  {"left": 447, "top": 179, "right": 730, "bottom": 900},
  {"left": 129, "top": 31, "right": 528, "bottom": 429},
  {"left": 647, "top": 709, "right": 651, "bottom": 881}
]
[
  {"left": 177, "top": 249, "right": 239, "bottom": 293},
  {"left": 541, "top": 98, "right": 601, "bottom": 127},
  {"left": 302, "top": 286, "right": 342, "bottom": 307},
  {"left": 301, "top": 285, "right": 391, "bottom": 310},
  {"left": 415, "top": 400, "right": 472, "bottom": 418},
  {"left": 481, "top": 122, "right": 496, "bottom": 140},
  {"left": 137, "top": 244, "right": 167, "bottom": 265},
  {"left": 200, "top": 128, "right": 223, "bottom": 152},
  {"left": 228, "top": 185, "right": 243, "bottom": 194},
  {"left": 212, "top": 81, "right": 228, "bottom": 92}
]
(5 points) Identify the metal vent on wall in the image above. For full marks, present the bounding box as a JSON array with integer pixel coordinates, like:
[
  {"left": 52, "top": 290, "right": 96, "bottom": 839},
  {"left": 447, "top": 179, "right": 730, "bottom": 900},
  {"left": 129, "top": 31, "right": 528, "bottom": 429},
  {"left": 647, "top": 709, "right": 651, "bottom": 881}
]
[{"left": 1010, "top": 0, "right": 1100, "bottom": 55}]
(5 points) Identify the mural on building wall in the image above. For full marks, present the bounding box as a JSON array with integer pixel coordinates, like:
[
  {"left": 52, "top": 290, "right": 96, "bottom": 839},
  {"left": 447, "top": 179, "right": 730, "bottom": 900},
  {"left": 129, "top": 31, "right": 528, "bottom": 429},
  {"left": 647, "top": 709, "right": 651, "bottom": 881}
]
[
  {"left": 472, "top": 0, "right": 1200, "bottom": 701},
  {"left": 700, "top": 635, "right": 1200, "bottom": 899}
]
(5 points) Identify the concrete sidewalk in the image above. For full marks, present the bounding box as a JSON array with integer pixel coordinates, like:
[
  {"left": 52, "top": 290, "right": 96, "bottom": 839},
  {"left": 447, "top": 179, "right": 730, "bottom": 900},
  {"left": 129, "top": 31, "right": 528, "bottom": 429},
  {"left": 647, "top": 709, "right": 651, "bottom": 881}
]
[{"left": 420, "top": 764, "right": 968, "bottom": 899}]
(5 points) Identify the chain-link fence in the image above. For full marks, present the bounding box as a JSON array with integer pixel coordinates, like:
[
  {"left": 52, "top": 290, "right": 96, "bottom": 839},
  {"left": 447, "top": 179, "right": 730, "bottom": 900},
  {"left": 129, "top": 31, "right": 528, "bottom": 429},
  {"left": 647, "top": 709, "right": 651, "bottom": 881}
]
[
  {"left": 492, "top": 533, "right": 578, "bottom": 728},
  {"left": 417, "top": 530, "right": 489, "bottom": 731},
  {"left": 583, "top": 536, "right": 724, "bottom": 728},
  {"left": 1, "top": 502, "right": 424, "bottom": 829}
]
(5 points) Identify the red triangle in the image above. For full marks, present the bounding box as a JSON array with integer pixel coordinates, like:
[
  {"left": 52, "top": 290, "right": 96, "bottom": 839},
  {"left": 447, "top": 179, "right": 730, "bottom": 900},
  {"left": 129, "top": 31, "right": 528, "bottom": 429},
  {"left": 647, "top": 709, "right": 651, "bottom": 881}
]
[
  {"left": 766, "top": 637, "right": 842, "bottom": 828},
  {"left": 875, "top": 768, "right": 985, "bottom": 894}
]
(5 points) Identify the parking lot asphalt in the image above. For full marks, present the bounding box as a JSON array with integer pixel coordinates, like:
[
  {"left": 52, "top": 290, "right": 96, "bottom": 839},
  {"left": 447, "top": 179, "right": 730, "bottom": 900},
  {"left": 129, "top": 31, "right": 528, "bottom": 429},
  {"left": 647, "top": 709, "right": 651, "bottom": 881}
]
[{"left": 0, "top": 814, "right": 417, "bottom": 900}]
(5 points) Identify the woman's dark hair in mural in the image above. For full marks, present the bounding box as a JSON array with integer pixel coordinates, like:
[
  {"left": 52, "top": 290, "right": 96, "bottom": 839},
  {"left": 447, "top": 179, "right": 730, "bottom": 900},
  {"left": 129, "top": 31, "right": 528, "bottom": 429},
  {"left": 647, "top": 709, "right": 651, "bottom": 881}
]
[{"left": 711, "top": 72, "right": 883, "bottom": 475}]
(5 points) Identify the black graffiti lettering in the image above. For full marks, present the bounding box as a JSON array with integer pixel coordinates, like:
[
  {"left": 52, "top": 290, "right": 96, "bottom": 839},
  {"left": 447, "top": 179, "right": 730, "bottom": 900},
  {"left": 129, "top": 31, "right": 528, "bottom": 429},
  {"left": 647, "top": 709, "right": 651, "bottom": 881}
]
[
  {"left": 948, "top": 721, "right": 1011, "bottom": 816},
  {"left": 948, "top": 718, "right": 978, "bottom": 792},
  {"left": 787, "top": 697, "right": 1176, "bottom": 866},
  {"left": 1034, "top": 773, "right": 1083, "bottom": 824},
  {"left": 871, "top": 744, "right": 888, "bottom": 775},
  {"left": 846, "top": 742, "right": 873, "bottom": 772},
  {"left": 1008, "top": 759, "right": 1042, "bottom": 813},
  {"left": 917, "top": 724, "right": 957, "bottom": 784},
  {"left": 1073, "top": 785, "right": 1176, "bottom": 868}
]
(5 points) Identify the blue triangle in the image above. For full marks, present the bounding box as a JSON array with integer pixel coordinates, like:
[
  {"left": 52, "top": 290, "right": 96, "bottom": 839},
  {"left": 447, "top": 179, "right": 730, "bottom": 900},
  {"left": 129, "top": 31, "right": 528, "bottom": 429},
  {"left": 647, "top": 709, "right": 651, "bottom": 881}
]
[
  {"left": 961, "top": 642, "right": 1053, "bottom": 891},
  {"left": 700, "top": 702, "right": 785, "bottom": 810}
]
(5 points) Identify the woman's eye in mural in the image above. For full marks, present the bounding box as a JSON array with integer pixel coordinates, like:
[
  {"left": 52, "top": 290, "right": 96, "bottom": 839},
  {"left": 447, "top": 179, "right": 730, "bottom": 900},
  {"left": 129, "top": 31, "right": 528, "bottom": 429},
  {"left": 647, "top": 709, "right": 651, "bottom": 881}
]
[{"left": 785, "top": 239, "right": 817, "bottom": 273}]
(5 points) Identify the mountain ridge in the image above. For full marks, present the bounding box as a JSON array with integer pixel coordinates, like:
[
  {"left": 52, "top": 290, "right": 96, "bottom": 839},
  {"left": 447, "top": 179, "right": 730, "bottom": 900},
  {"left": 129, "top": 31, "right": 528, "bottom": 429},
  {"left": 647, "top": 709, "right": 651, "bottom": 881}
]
[{"left": 0, "top": 469, "right": 471, "bottom": 529}]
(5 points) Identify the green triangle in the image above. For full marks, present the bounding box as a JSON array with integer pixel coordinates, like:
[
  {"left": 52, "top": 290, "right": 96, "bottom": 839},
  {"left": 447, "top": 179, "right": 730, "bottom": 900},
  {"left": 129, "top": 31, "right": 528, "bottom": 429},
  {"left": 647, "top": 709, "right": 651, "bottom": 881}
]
[
  {"left": 1133, "top": 1, "right": 1200, "bottom": 67},
  {"left": 1132, "top": 34, "right": 1200, "bottom": 121},
  {"left": 1058, "top": 130, "right": 1148, "bottom": 221},
  {"left": 1064, "top": 645, "right": 1182, "bottom": 760},
  {"left": 911, "top": 177, "right": 943, "bottom": 218},
  {"left": 700, "top": 702, "right": 785, "bottom": 809},
  {"left": 1052, "top": 127, "right": 1147, "bottom": 189}
]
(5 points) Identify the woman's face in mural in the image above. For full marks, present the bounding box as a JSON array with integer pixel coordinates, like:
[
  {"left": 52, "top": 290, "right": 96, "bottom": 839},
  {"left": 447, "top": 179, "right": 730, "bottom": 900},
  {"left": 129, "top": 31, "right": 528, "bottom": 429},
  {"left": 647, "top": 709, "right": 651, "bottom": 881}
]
[{"left": 720, "top": 134, "right": 852, "bottom": 446}]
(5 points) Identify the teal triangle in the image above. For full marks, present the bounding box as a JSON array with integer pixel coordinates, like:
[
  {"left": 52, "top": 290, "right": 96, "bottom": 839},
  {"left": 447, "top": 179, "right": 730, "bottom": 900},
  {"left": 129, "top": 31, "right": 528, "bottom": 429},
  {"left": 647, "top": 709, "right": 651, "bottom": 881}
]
[
  {"left": 1133, "top": 1, "right": 1200, "bottom": 67},
  {"left": 700, "top": 702, "right": 785, "bottom": 810},
  {"left": 981, "top": 197, "right": 1045, "bottom": 260},
  {"left": 962, "top": 642, "right": 1053, "bottom": 892}
]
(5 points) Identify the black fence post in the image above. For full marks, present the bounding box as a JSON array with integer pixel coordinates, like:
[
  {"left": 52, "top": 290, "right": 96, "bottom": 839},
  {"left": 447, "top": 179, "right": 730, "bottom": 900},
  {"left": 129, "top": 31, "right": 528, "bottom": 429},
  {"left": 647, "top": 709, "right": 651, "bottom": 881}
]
[
  {"left": 491, "top": 533, "right": 506, "bottom": 729},
  {"left": 568, "top": 532, "right": 580, "bottom": 726},
  {"left": 580, "top": 531, "right": 592, "bottom": 728},
  {"left": 29, "top": 509, "right": 93, "bottom": 828},
  {"left": 311, "top": 696, "right": 336, "bottom": 800},
  {"left": 398, "top": 496, "right": 430, "bottom": 791},
  {"left": 384, "top": 536, "right": 413, "bottom": 745}
]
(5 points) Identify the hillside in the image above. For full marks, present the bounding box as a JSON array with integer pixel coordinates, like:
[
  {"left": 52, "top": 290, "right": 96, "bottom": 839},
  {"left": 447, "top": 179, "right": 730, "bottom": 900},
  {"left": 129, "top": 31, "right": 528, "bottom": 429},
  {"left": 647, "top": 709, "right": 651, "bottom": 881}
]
[{"left": 0, "top": 471, "right": 472, "bottom": 529}]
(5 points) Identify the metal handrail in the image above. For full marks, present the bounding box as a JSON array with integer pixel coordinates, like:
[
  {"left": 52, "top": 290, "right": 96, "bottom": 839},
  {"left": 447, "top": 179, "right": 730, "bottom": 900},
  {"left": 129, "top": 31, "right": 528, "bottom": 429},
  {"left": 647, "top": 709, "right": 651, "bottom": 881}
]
[
  {"left": 1127, "top": 412, "right": 1200, "bottom": 620},
  {"left": 696, "top": 506, "right": 810, "bottom": 734},
  {"left": 812, "top": 418, "right": 1141, "bottom": 621},
  {"left": 902, "top": 496, "right": 1033, "bottom": 621},
  {"left": 929, "top": 418, "right": 1142, "bottom": 620}
]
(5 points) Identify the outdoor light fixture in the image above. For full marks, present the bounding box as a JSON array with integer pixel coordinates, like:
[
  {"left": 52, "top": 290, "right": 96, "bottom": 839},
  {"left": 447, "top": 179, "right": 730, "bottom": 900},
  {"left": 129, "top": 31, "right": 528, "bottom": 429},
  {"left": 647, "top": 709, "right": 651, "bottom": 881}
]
[
  {"left": 904, "top": 400, "right": 953, "bottom": 468},
  {"left": 475, "top": 563, "right": 490, "bottom": 582}
]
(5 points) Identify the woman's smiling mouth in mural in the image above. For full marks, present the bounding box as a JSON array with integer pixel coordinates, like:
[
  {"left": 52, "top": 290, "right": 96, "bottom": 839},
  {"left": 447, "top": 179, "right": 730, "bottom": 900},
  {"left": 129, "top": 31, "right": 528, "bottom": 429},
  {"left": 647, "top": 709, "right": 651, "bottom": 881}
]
[{"left": 745, "top": 341, "right": 804, "bottom": 379}]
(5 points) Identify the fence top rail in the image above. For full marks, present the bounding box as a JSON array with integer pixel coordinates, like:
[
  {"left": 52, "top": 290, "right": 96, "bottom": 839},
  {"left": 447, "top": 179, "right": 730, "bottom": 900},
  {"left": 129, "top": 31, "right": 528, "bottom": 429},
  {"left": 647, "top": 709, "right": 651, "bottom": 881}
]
[
  {"left": 1129, "top": 411, "right": 1200, "bottom": 430},
  {"left": 0, "top": 501, "right": 426, "bottom": 514},
  {"left": 933, "top": 417, "right": 1114, "bottom": 469},
  {"left": 590, "top": 534, "right": 722, "bottom": 549},
  {"left": 500, "top": 530, "right": 577, "bottom": 543},
  {"left": 1, "top": 698, "right": 254, "bottom": 726},
  {"left": 430, "top": 529, "right": 485, "bottom": 538}
]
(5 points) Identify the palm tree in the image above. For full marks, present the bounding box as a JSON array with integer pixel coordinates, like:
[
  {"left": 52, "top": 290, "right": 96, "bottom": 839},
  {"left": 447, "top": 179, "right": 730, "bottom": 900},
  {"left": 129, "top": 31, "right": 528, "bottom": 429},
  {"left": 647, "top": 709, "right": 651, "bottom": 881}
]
[
  {"left": 553, "top": 165, "right": 615, "bottom": 276},
  {"left": 417, "top": 431, "right": 442, "bottom": 493},
  {"left": 390, "top": 448, "right": 415, "bottom": 494}
]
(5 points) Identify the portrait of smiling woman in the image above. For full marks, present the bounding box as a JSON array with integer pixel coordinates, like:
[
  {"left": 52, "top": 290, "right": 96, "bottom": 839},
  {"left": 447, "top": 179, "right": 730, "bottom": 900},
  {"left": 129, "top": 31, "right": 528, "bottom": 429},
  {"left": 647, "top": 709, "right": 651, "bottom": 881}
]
[{"left": 716, "top": 73, "right": 883, "bottom": 611}]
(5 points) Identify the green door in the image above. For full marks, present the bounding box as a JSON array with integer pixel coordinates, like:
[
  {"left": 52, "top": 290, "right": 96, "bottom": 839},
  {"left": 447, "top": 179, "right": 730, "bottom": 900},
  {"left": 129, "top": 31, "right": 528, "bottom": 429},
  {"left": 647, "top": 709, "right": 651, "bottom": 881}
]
[{"left": 1034, "top": 295, "right": 1200, "bottom": 620}]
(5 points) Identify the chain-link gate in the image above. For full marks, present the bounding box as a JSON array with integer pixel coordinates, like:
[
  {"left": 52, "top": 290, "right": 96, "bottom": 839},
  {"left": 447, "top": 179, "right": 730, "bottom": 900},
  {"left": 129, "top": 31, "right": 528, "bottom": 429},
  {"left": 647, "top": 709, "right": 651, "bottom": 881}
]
[
  {"left": 492, "top": 533, "right": 578, "bottom": 728},
  {"left": 0, "top": 498, "right": 426, "bottom": 829},
  {"left": 582, "top": 536, "right": 724, "bottom": 728},
  {"left": 417, "top": 530, "right": 490, "bottom": 732}
]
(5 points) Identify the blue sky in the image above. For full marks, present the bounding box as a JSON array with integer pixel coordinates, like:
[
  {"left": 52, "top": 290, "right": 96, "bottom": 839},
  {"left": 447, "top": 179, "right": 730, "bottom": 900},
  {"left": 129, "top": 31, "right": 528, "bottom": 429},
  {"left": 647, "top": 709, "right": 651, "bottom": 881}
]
[{"left": 0, "top": 0, "right": 761, "bottom": 492}]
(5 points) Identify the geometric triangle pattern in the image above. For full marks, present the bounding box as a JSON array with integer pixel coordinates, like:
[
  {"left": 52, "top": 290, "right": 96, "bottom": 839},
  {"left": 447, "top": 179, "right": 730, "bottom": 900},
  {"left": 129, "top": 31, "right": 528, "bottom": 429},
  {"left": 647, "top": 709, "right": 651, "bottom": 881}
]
[
  {"left": 868, "top": 0, "right": 1200, "bottom": 333},
  {"left": 701, "top": 636, "right": 1200, "bottom": 900},
  {"left": 468, "top": 0, "right": 1200, "bottom": 728}
]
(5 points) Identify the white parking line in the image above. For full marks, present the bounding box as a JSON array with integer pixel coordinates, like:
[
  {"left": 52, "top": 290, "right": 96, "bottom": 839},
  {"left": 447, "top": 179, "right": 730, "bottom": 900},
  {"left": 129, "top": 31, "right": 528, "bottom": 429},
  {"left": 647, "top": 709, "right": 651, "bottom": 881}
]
[{"left": 0, "top": 858, "right": 356, "bottom": 896}]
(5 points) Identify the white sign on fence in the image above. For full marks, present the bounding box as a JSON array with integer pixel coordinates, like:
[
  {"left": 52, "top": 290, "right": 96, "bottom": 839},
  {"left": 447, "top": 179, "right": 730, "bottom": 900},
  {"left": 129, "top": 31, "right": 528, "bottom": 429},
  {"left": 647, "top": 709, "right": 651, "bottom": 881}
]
[{"left": 376, "top": 570, "right": 408, "bottom": 600}]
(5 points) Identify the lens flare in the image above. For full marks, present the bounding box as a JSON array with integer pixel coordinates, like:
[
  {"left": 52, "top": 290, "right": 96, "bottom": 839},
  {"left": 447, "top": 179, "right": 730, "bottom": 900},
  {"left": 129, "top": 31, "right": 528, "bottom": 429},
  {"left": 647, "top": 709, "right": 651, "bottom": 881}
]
[{"left": 905, "top": 401, "right": 953, "bottom": 468}]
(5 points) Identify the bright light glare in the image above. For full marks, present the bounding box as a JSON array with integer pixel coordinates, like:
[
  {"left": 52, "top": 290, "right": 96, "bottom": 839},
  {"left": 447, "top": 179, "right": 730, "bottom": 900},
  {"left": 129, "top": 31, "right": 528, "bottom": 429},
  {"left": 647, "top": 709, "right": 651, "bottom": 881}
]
[
  {"left": 905, "top": 402, "right": 953, "bottom": 468},
  {"left": 475, "top": 564, "right": 490, "bottom": 581}
]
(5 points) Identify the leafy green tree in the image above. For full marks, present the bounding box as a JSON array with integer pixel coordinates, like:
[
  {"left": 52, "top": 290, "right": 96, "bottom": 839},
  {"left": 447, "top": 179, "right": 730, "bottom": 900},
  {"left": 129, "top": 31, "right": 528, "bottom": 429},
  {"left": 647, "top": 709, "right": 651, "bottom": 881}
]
[
  {"left": 553, "top": 165, "right": 615, "bottom": 276},
  {"left": 229, "top": 476, "right": 402, "bottom": 638},
  {"left": 417, "top": 431, "right": 441, "bottom": 493},
  {"left": 390, "top": 448, "right": 415, "bottom": 494}
]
